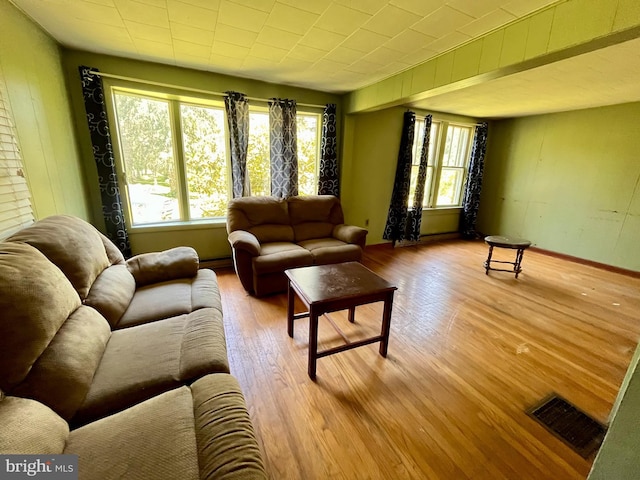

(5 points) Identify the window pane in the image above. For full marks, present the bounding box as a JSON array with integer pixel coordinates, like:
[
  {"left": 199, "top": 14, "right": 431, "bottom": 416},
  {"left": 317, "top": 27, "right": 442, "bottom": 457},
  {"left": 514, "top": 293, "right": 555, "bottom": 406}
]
[
  {"left": 247, "top": 112, "right": 270, "bottom": 196},
  {"left": 114, "top": 93, "right": 177, "bottom": 225},
  {"left": 180, "top": 104, "right": 228, "bottom": 219},
  {"left": 297, "top": 114, "right": 319, "bottom": 196},
  {"left": 442, "top": 125, "right": 470, "bottom": 167},
  {"left": 436, "top": 168, "right": 464, "bottom": 206}
]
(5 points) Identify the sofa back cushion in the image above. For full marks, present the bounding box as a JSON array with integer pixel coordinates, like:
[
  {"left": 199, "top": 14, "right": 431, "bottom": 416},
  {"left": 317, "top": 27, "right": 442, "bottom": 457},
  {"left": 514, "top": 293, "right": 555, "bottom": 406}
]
[
  {"left": 227, "top": 196, "right": 294, "bottom": 243},
  {"left": 289, "top": 195, "right": 345, "bottom": 242},
  {"left": 0, "top": 242, "right": 81, "bottom": 390},
  {"left": 8, "top": 215, "right": 111, "bottom": 300}
]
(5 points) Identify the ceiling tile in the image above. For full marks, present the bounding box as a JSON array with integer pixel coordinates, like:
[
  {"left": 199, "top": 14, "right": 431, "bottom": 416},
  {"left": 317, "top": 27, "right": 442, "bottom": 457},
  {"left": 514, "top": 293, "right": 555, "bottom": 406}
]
[
  {"left": 217, "top": 1, "right": 268, "bottom": 32},
  {"left": 255, "top": 26, "right": 302, "bottom": 50},
  {"left": 212, "top": 40, "right": 250, "bottom": 58},
  {"left": 389, "top": 0, "right": 447, "bottom": 16},
  {"left": 427, "top": 31, "right": 472, "bottom": 54},
  {"left": 228, "top": 0, "right": 276, "bottom": 13},
  {"left": 286, "top": 44, "right": 327, "bottom": 61},
  {"left": 209, "top": 54, "right": 244, "bottom": 69},
  {"left": 362, "top": 4, "right": 422, "bottom": 38},
  {"left": 170, "top": 22, "right": 214, "bottom": 45},
  {"left": 276, "top": 0, "right": 331, "bottom": 15},
  {"left": 446, "top": 0, "right": 507, "bottom": 19},
  {"left": 346, "top": 59, "right": 385, "bottom": 74},
  {"left": 315, "top": 4, "right": 372, "bottom": 36},
  {"left": 383, "top": 28, "right": 437, "bottom": 54},
  {"left": 324, "top": 46, "right": 363, "bottom": 64},
  {"left": 176, "top": 0, "right": 220, "bottom": 10},
  {"left": 309, "top": 59, "right": 351, "bottom": 74},
  {"left": 264, "top": 3, "right": 320, "bottom": 35},
  {"left": 85, "top": 0, "right": 117, "bottom": 6},
  {"left": 66, "top": 1, "right": 126, "bottom": 28},
  {"left": 299, "top": 27, "right": 346, "bottom": 52},
  {"left": 249, "top": 43, "right": 288, "bottom": 62},
  {"left": 167, "top": 1, "right": 218, "bottom": 30},
  {"left": 340, "top": 28, "right": 388, "bottom": 53},
  {"left": 361, "top": 46, "right": 404, "bottom": 65},
  {"left": 412, "top": 5, "right": 475, "bottom": 38},
  {"left": 114, "top": 0, "right": 169, "bottom": 27},
  {"left": 212, "top": 23, "right": 258, "bottom": 48},
  {"left": 173, "top": 39, "right": 211, "bottom": 57},
  {"left": 458, "top": 9, "right": 517, "bottom": 38},
  {"left": 334, "top": 0, "right": 387, "bottom": 15},
  {"left": 399, "top": 46, "right": 438, "bottom": 65},
  {"left": 124, "top": 20, "right": 172, "bottom": 44},
  {"left": 502, "top": 0, "right": 558, "bottom": 17},
  {"left": 133, "top": 38, "right": 174, "bottom": 57}
]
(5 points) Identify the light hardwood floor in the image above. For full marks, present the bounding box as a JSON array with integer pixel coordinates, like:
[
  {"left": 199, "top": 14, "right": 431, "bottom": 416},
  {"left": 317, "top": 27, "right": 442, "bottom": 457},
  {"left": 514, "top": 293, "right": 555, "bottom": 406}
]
[{"left": 215, "top": 240, "right": 640, "bottom": 480}]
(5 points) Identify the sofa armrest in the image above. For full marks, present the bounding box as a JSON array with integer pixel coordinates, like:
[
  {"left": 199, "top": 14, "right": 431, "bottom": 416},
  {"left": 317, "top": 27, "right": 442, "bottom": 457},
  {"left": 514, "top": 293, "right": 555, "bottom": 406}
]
[
  {"left": 126, "top": 246, "right": 199, "bottom": 287},
  {"left": 228, "top": 230, "right": 261, "bottom": 257},
  {"left": 333, "top": 224, "right": 368, "bottom": 247}
]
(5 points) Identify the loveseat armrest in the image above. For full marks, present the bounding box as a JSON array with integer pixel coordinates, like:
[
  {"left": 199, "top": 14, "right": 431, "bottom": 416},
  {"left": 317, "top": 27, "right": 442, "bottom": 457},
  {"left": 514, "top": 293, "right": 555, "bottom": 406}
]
[
  {"left": 333, "top": 224, "right": 368, "bottom": 248},
  {"left": 228, "top": 230, "right": 261, "bottom": 257},
  {"left": 126, "top": 246, "right": 199, "bottom": 287}
]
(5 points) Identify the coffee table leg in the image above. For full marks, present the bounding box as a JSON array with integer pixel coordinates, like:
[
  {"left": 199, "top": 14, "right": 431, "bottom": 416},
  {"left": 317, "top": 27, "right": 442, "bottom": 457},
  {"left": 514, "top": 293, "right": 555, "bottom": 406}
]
[
  {"left": 348, "top": 306, "right": 355, "bottom": 323},
  {"left": 308, "top": 306, "right": 318, "bottom": 380},
  {"left": 484, "top": 245, "right": 494, "bottom": 275},
  {"left": 379, "top": 291, "right": 395, "bottom": 357},
  {"left": 287, "top": 280, "right": 295, "bottom": 338}
]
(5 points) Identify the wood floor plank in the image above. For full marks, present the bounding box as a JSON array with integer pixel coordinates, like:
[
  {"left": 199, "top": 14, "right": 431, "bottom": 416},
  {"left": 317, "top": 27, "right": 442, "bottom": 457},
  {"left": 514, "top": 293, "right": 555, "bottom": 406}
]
[{"left": 215, "top": 240, "right": 640, "bottom": 480}]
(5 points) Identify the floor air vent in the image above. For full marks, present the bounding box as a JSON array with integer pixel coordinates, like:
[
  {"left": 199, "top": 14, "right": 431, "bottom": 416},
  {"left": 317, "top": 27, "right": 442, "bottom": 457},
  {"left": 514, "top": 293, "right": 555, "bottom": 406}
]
[{"left": 528, "top": 394, "right": 606, "bottom": 458}]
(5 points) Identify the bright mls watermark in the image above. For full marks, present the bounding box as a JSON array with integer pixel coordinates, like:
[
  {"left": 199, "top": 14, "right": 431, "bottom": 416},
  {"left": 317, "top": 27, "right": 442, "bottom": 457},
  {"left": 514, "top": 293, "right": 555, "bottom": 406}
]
[{"left": 0, "top": 455, "right": 77, "bottom": 479}]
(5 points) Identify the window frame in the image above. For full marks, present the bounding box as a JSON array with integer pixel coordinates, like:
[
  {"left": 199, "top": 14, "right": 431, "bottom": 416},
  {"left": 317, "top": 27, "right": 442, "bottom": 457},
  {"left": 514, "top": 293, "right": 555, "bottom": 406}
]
[
  {"left": 413, "top": 118, "right": 475, "bottom": 210},
  {"left": 104, "top": 82, "right": 322, "bottom": 229}
]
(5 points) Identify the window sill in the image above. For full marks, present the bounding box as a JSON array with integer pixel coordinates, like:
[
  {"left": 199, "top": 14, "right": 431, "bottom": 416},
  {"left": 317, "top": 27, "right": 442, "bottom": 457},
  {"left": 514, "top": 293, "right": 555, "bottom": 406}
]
[
  {"left": 128, "top": 218, "right": 227, "bottom": 233},
  {"left": 422, "top": 207, "right": 463, "bottom": 214}
]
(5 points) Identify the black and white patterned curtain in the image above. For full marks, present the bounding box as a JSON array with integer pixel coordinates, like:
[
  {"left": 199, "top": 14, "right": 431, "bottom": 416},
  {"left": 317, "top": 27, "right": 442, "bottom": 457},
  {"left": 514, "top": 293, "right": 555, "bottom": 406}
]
[
  {"left": 460, "top": 122, "right": 489, "bottom": 239},
  {"left": 317, "top": 103, "right": 339, "bottom": 196},
  {"left": 78, "top": 66, "right": 131, "bottom": 258},
  {"left": 269, "top": 98, "right": 298, "bottom": 198},
  {"left": 383, "top": 111, "right": 415, "bottom": 244},
  {"left": 224, "top": 91, "right": 250, "bottom": 198},
  {"left": 405, "top": 115, "right": 432, "bottom": 242}
]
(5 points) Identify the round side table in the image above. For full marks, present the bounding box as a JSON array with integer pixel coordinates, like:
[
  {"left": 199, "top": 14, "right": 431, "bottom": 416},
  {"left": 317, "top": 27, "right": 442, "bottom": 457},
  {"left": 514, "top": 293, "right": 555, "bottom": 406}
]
[{"left": 484, "top": 235, "right": 531, "bottom": 278}]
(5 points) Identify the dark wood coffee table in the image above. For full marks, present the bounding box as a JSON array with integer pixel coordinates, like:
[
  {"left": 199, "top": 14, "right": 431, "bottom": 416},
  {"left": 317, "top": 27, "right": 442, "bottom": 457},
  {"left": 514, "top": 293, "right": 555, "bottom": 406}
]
[{"left": 285, "top": 262, "right": 397, "bottom": 380}]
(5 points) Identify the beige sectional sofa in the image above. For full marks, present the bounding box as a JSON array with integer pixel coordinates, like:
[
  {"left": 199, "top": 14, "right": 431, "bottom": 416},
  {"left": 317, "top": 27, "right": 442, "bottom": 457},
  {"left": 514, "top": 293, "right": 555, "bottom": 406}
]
[
  {"left": 0, "top": 215, "right": 266, "bottom": 479},
  {"left": 227, "top": 195, "right": 368, "bottom": 296}
]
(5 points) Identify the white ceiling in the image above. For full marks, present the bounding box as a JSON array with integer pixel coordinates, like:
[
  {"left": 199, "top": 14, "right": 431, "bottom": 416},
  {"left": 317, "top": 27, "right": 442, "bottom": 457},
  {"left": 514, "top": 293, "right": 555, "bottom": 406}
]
[{"left": 9, "top": 0, "right": 640, "bottom": 118}]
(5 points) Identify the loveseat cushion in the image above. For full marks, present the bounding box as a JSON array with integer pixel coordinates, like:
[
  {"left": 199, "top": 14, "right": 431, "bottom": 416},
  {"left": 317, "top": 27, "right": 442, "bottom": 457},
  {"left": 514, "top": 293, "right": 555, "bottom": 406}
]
[
  {"left": 288, "top": 195, "right": 343, "bottom": 224},
  {"left": 0, "top": 242, "right": 81, "bottom": 390},
  {"left": 297, "top": 238, "right": 363, "bottom": 265},
  {"left": 252, "top": 242, "right": 313, "bottom": 275},
  {"left": 7, "top": 215, "right": 111, "bottom": 300},
  {"left": 116, "top": 268, "right": 221, "bottom": 329},
  {"left": 74, "top": 308, "right": 228, "bottom": 425},
  {"left": 0, "top": 393, "right": 69, "bottom": 454},
  {"left": 126, "top": 246, "right": 199, "bottom": 287}
]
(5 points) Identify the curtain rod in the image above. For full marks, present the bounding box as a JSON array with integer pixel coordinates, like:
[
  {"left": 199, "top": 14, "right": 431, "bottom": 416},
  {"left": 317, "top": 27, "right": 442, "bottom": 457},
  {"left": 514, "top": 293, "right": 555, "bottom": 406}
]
[{"left": 88, "top": 70, "right": 327, "bottom": 109}]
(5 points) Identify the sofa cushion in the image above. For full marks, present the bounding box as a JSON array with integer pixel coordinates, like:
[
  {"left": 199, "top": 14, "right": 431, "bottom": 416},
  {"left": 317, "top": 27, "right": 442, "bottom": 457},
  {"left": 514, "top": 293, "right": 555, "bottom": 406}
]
[
  {"left": 293, "top": 221, "right": 335, "bottom": 242},
  {"left": 297, "top": 238, "right": 363, "bottom": 265},
  {"left": 11, "top": 306, "right": 111, "bottom": 421},
  {"left": 192, "top": 374, "right": 267, "bottom": 479},
  {"left": 288, "top": 195, "right": 343, "bottom": 224},
  {"left": 74, "top": 308, "right": 229, "bottom": 425},
  {"left": 0, "top": 242, "right": 81, "bottom": 391},
  {"left": 117, "top": 269, "right": 221, "bottom": 329},
  {"left": 85, "top": 264, "right": 136, "bottom": 328},
  {"left": 66, "top": 386, "right": 200, "bottom": 480},
  {"left": 7, "top": 215, "right": 111, "bottom": 299},
  {"left": 0, "top": 394, "right": 69, "bottom": 454},
  {"left": 228, "top": 196, "right": 289, "bottom": 229},
  {"left": 252, "top": 242, "right": 313, "bottom": 275},
  {"left": 249, "top": 224, "right": 295, "bottom": 243}
]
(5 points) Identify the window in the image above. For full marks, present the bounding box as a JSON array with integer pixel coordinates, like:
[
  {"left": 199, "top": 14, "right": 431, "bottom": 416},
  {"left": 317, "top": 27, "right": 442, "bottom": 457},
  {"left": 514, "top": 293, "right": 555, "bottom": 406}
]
[
  {"left": 111, "top": 88, "right": 321, "bottom": 226},
  {"left": 409, "top": 119, "right": 473, "bottom": 208},
  {"left": 0, "top": 69, "right": 33, "bottom": 239}
]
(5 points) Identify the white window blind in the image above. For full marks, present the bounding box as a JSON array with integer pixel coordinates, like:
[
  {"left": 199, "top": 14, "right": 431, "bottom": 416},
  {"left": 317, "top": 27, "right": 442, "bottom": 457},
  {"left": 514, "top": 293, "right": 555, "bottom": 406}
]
[{"left": 0, "top": 68, "right": 33, "bottom": 240}]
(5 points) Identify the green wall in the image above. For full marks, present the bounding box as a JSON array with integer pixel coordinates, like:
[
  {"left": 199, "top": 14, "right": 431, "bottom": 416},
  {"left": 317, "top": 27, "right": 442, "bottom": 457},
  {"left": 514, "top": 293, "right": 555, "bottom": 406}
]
[
  {"left": 342, "top": 107, "right": 477, "bottom": 245},
  {"left": 0, "top": 0, "right": 89, "bottom": 221},
  {"left": 61, "top": 49, "right": 342, "bottom": 259},
  {"left": 478, "top": 102, "right": 640, "bottom": 271}
]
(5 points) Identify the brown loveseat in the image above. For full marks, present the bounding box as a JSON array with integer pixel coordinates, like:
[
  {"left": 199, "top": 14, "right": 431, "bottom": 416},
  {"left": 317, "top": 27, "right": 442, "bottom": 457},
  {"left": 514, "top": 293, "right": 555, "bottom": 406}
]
[
  {"left": 227, "top": 195, "right": 368, "bottom": 296},
  {"left": 0, "top": 215, "right": 266, "bottom": 479}
]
